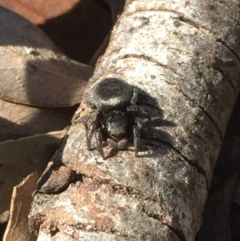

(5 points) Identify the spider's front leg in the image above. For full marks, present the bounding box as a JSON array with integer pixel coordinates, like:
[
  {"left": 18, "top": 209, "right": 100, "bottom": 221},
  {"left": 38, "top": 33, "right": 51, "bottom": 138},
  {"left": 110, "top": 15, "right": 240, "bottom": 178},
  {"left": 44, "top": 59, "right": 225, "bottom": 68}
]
[
  {"left": 95, "top": 129, "right": 105, "bottom": 159},
  {"left": 81, "top": 113, "right": 105, "bottom": 158},
  {"left": 131, "top": 88, "right": 138, "bottom": 105},
  {"left": 133, "top": 125, "right": 141, "bottom": 157},
  {"left": 80, "top": 110, "right": 99, "bottom": 150},
  {"left": 127, "top": 105, "right": 152, "bottom": 145}
]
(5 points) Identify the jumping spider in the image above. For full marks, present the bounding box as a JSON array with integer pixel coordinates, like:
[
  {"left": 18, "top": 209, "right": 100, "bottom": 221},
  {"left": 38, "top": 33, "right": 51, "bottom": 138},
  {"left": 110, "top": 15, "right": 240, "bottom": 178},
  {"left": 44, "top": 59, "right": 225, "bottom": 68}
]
[{"left": 81, "top": 78, "right": 152, "bottom": 159}]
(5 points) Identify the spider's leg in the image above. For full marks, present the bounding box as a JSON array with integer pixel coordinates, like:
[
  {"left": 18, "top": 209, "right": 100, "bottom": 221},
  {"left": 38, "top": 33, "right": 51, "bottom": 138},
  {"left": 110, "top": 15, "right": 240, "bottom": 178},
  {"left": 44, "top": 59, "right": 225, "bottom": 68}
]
[
  {"left": 80, "top": 115, "right": 91, "bottom": 150},
  {"left": 127, "top": 105, "right": 152, "bottom": 144},
  {"left": 87, "top": 121, "right": 98, "bottom": 150},
  {"left": 140, "top": 108, "right": 152, "bottom": 145},
  {"left": 135, "top": 117, "right": 150, "bottom": 145},
  {"left": 80, "top": 110, "right": 99, "bottom": 150},
  {"left": 117, "top": 138, "right": 128, "bottom": 150},
  {"left": 108, "top": 138, "right": 117, "bottom": 149},
  {"left": 95, "top": 129, "right": 105, "bottom": 159},
  {"left": 130, "top": 88, "right": 138, "bottom": 105},
  {"left": 133, "top": 125, "right": 141, "bottom": 157},
  {"left": 127, "top": 105, "right": 151, "bottom": 122}
]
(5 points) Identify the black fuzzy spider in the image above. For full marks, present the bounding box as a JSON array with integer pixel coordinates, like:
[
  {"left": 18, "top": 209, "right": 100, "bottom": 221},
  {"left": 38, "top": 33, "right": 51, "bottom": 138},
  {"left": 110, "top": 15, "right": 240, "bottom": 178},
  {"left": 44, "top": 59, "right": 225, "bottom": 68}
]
[{"left": 81, "top": 78, "right": 152, "bottom": 159}]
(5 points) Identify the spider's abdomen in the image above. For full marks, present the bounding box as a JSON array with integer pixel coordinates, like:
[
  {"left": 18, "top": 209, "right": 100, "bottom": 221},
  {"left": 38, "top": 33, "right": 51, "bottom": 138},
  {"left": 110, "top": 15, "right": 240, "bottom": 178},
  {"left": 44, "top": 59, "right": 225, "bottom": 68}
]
[
  {"left": 105, "top": 110, "right": 128, "bottom": 141},
  {"left": 93, "top": 78, "right": 133, "bottom": 113}
]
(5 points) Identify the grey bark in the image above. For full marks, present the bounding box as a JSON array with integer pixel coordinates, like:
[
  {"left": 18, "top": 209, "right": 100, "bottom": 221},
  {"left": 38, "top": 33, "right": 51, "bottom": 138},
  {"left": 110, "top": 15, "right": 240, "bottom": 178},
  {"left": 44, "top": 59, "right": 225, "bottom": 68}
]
[{"left": 29, "top": 0, "right": 240, "bottom": 240}]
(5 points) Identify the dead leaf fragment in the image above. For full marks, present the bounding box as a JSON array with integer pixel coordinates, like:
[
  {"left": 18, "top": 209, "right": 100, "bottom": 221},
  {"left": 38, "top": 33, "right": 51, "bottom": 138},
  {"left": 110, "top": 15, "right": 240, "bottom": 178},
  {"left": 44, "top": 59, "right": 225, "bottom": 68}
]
[
  {"left": 0, "top": 98, "right": 75, "bottom": 142},
  {"left": 0, "top": 0, "right": 80, "bottom": 25},
  {"left": 0, "top": 131, "right": 65, "bottom": 216},
  {"left": 0, "top": 6, "right": 93, "bottom": 107},
  {"left": 3, "top": 172, "right": 38, "bottom": 241},
  {"left": 0, "top": 211, "right": 9, "bottom": 224}
]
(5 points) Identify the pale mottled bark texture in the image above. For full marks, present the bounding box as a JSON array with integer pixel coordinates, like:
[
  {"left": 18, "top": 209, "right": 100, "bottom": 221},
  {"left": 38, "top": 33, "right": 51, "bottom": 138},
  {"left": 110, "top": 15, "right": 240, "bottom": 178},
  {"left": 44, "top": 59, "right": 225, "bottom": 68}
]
[{"left": 30, "top": 0, "right": 240, "bottom": 240}]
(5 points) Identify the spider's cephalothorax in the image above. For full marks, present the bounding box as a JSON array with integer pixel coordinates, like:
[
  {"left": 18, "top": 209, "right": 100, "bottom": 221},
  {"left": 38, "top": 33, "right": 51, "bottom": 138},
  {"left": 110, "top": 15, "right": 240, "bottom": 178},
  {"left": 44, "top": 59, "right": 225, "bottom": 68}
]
[{"left": 81, "top": 78, "right": 152, "bottom": 159}]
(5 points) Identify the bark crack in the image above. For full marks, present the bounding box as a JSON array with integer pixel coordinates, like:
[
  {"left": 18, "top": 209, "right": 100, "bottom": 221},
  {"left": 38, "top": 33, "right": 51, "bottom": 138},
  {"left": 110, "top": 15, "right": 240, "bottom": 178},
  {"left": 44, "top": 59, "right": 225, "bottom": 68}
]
[
  {"left": 74, "top": 176, "right": 193, "bottom": 240},
  {"left": 178, "top": 89, "right": 223, "bottom": 141},
  {"left": 152, "top": 138, "right": 208, "bottom": 188},
  {"left": 174, "top": 15, "right": 214, "bottom": 35},
  {"left": 73, "top": 177, "right": 185, "bottom": 240},
  {"left": 124, "top": 8, "right": 214, "bottom": 35},
  {"left": 212, "top": 66, "right": 237, "bottom": 95},
  {"left": 167, "top": 47, "right": 237, "bottom": 95},
  {"left": 141, "top": 205, "right": 185, "bottom": 241},
  {"left": 72, "top": 223, "right": 138, "bottom": 241},
  {"left": 217, "top": 1, "right": 240, "bottom": 27},
  {"left": 81, "top": 175, "right": 162, "bottom": 204},
  {"left": 118, "top": 53, "right": 191, "bottom": 82},
  {"left": 216, "top": 39, "right": 240, "bottom": 61},
  {"left": 228, "top": 15, "right": 240, "bottom": 27},
  {"left": 117, "top": 43, "right": 236, "bottom": 95}
]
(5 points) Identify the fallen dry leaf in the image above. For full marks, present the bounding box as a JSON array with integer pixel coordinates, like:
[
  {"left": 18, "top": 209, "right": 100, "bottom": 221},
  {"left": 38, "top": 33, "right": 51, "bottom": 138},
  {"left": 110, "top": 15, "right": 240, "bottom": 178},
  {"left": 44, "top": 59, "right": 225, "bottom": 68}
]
[
  {"left": 0, "top": 211, "right": 9, "bottom": 224},
  {"left": 3, "top": 172, "right": 38, "bottom": 241},
  {"left": 0, "top": 131, "right": 65, "bottom": 217},
  {"left": 0, "top": 0, "right": 113, "bottom": 64},
  {"left": 0, "top": 6, "right": 93, "bottom": 107},
  {"left": 0, "top": 0, "right": 79, "bottom": 25},
  {"left": 0, "top": 98, "right": 76, "bottom": 142}
]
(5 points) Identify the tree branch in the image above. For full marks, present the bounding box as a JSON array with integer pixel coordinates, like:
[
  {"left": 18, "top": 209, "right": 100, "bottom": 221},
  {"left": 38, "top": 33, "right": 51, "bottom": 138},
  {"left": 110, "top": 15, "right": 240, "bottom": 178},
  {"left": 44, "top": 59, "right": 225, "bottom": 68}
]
[{"left": 30, "top": 0, "right": 240, "bottom": 240}]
